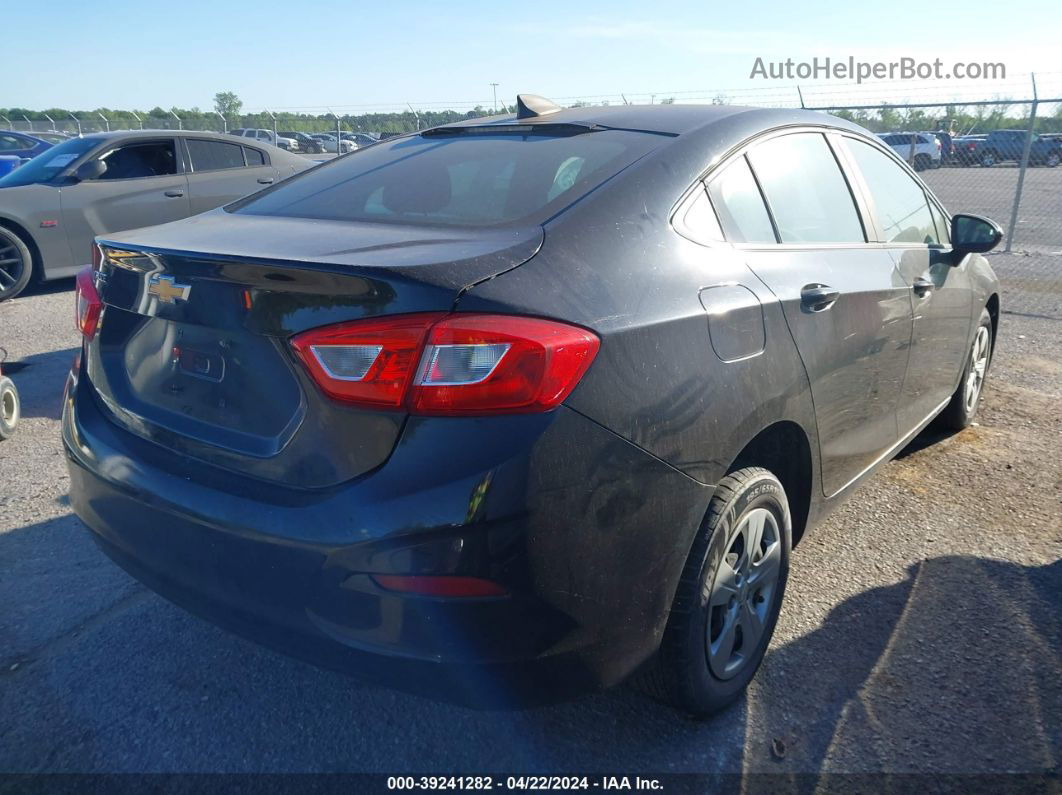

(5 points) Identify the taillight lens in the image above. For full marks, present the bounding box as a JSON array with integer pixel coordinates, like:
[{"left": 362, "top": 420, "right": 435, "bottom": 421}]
[
  {"left": 370, "top": 574, "right": 508, "bottom": 598},
  {"left": 75, "top": 265, "right": 102, "bottom": 340},
  {"left": 291, "top": 313, "right": 600, "bottom": 415}
]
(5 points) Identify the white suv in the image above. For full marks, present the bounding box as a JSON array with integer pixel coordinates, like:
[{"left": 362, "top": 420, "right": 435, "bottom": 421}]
[
  {"left": 876, "top": 132, "right": 941, "bottom": 171},
  {"left": 230, "top": 128, "right": 297, "bottom": 152}
]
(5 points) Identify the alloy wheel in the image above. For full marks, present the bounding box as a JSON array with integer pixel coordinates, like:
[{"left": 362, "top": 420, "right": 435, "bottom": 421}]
[
  {"left": 706, "top": 507, "right": 782, "bottom": 680},
  {"left": 0, "top": 236, "right": 26, "bottom": 297},
  {"left": 965, "top": 326, "right": 991, "bottom": 414}
]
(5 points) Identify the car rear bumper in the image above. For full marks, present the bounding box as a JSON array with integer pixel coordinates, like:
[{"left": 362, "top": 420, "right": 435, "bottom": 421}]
[{"left": 63, "top": 358, "right": 712, "bottom": 706}]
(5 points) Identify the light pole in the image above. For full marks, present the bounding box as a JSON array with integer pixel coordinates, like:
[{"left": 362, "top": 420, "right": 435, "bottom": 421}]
[{"left": 490, "top": 82, "right": 499, "bottom": 113}]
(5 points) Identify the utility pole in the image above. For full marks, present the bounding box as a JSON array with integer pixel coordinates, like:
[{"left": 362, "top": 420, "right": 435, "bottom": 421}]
[{"left": 490, "top": 82, "right": 499, "bottom": 113}]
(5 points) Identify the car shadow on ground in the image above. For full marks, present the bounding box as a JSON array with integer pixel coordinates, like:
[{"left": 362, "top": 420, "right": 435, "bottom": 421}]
[
  {"left": 1, "top": 506, "right": 1058, "bottom": 774},
  {"left": 1, "top": 347, "right": 77, "bottom": 420}
]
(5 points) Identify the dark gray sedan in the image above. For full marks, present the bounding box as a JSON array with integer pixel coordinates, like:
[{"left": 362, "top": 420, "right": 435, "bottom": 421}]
[
  {"left": 0, "top": 130, "right": 312, "bottom": 300},
  {"left": 64, "top": 98, "right": 1001, "bottom": 715}
]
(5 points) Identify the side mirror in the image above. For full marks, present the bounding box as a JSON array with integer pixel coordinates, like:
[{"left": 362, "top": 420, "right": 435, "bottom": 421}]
[
  {"left": 74, "top": 160, "right": 107, "bottom": 182},
  {"left": 950, "top": 213, "right": 1002, "bottom": 259}
]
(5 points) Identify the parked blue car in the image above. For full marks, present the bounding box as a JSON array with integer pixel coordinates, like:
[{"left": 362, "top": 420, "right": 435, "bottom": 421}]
[{"left": 0, "top": 130, "right": 53, "bottom": 161}]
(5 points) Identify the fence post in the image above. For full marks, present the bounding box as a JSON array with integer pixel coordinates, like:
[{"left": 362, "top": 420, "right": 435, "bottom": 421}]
[
  {"left": 215, "top": 112, "right": 227, "bottom": 133},
  {"left": 97, "top": 111, "right": 110, "bottom": 132},
  {"left": 131, "top": 111, "right": 142, "bottom": 130},
  {"left": 169, "top": 110, "right": 182, "bottom": 130},
  {"left": 1005, "top": 76, "right": 1039, "bottom": 254},
  {"left": 797, "top": 86, "right": 805, "bottom": 109},
  {"left": 22, "top": 115, "right": 33, "bottom": 132},
  {"left": 0, "top": 115, "right": 10, "bottom": 130}
]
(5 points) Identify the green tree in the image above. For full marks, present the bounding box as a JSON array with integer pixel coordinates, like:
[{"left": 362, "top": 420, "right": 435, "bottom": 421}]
[{"left": 213, "top": 91, "right": 243, "bottom": 117}]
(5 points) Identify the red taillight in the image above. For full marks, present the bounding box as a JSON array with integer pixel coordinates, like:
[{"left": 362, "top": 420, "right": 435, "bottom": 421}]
[
  {"left": 290, "top": 313, "right": 600, "bottom": 415},
  {"left": 370, "top": 574, "right": 508, "bottom": 598},
  {"left": 75, "top": 265, "right": 102, "bottom": 340}
]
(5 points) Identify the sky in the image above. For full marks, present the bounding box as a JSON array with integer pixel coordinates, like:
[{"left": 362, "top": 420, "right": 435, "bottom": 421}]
[{"left": 3, "top": 0, "right": 1061, "bottom": 113}]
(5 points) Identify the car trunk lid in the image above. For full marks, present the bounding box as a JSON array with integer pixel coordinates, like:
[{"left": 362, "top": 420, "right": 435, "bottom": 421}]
[{"left": 85, "top": 213, "right": 542, "bottom": 488}]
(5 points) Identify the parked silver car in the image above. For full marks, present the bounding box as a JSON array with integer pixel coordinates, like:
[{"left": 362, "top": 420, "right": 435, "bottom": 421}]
[{"left": 0, "top": 130, "right": 313, "bottom": 300}]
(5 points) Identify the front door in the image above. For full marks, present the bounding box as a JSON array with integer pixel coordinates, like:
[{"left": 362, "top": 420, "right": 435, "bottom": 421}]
[
  {"left": 60, "top": 137, "right": 190, "bottom": 264},
  {"left": 840, "top": 136, "right": 972, "bottom": 432}
]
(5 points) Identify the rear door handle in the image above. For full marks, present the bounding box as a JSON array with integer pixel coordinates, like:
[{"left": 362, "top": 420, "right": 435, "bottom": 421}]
[
  {"left": 164, "top": 189, "right": 184, "bottom": 198},
  {"left": 800, "top": 283, "right": 840, "bottom": 311},
  {"left": 257, "top": 177, "right": 274, "bottom": 184},
  {"left": 913, "top": 277, "right": 934, "bottom": 297}
]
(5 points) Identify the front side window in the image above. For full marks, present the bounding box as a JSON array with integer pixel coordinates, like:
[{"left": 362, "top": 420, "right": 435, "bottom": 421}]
[
  {"left": 846, "top": 138, "right": 939, "bottom": 244},
  {"left": 98, "top": 141, "right": 177, "bottom": 180},
  {"left": 705, "top": 156, "right": 776, "bottom": 244},
  {"left": 232, "top": 128, "right": 665, "bottom": 227},
  {"left": 187, "top": 139, "right": 245, "bottom": 171},
  {"left": 746, "top": 133, "right": 865, "bottom": 244}
]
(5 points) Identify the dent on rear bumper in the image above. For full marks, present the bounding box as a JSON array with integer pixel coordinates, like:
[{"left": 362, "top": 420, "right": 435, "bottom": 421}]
[{"left": 63, "top": 364, "right": 713, "bottom": 700}]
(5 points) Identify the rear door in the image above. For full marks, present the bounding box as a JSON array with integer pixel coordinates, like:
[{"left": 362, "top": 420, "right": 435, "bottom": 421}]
[
  {"left": 59, "top": 137, "right": 190, "bottom": 266},
  {"left": 709, "top": 130, "right": 912, "bottom": 497},
  {"left": 840, "top": 135, "right": 972, "bottom": 431},
  {"left": 182, "top": 137, "right": 278, "bottom": 213}
]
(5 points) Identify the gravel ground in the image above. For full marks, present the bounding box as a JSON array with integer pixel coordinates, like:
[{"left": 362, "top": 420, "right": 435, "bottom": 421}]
[{"left": 0, "top": 254, "right": 1059, "bottom": 773}]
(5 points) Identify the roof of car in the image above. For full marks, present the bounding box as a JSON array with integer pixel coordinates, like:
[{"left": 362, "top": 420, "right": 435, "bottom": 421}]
[
  {"left": 73, "top": 129, "right": 252, "bottom": 142},
  {"left": 436, "top": 103, "right": 873, "bottom": 143}
]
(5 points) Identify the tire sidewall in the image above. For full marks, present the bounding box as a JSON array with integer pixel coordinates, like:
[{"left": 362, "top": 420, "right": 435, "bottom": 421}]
[
  {"left": 0, "top": 376, "right": 19, "bottom": 439},
  {"left": 952, "top": 310, "right": 993, "bottom": 427},
  {"left": 0, "top": 227, "right": 33, "bottom": 302},
  {"left": 678, "top": 471, "right": 792, "bottom": 712}
]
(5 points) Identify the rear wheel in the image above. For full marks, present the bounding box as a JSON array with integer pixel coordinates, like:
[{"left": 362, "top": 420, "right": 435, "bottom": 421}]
[
  {"left": 940, "top": 308, "right": 993, "bottom": 430},
  {"left": 980, "top": 150, "right": 998, "bottom": 167},
  {"left": 0, "top": 376, "right": 19, "bottom": 439},
  {"left": 642, "top": 467, "right": 791, "bottom": 716},
  {"left": 1046, "top": 152, "right": 1061, "bottom": 168},
  {"left": 913, "top": 154, "right": 931, "bottom": 171},
  {"left": 0, "top": 226, "right": 33, "bottom": 302}
]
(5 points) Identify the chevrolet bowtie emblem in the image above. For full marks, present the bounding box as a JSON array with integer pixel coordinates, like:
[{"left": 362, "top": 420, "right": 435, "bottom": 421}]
[{"left": 147, "top": 274, "right": 191, "bottom": 304}]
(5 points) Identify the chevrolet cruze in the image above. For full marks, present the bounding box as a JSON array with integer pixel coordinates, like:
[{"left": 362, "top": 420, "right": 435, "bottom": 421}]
[{"left": 63, "top": 96, "right": 1002, "bottom": 715}]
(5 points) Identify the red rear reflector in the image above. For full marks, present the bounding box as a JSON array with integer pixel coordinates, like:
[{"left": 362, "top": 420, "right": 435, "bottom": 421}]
[
  {"left": 75, "top": 265, "right": 102, "bottom": 340},
  {"left": 370, "top": 574, "right": 508, "bottom": 598},
  {"left": 290, "top": 313, "right": 599, "bottom": 415}
]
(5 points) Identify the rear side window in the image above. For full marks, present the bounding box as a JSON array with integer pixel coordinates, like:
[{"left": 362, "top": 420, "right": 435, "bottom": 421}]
[
  {"left": 187, "top": 139, "right": 245, "bottom": 171},
  {"left": 98, "top": 141, "right": 177, "bottom": 180},
  {"left": 846, "top": 138, "right": 939, "bottom": 244},
  {"left": 232, "top": 128, "right": 664, "bottom": 227},
  {"left": 706, "top": 156, "right": 776, "bottom": 244},
  {"left": 746, "top": 133, "right": 865, "bottom": 244},
  {"left": 244, "top": 147, "right": 265, "bottom": 166}
]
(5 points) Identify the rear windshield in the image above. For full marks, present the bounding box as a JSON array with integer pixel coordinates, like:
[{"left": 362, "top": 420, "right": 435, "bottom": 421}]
[{"left": 231, "top": 127, "right": 664, "bottom": 227}]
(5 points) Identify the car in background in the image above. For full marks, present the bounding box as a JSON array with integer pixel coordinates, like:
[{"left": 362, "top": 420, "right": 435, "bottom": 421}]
[
  {"left": 0, "top": 130, "right": 313, "bottom": 300},
  {"left": 0, "top": 130, "right": 53, "bottom": 161},
  {"left": 876, "top": 132, "right": 940, "bottom": 170},
  {"left": 311, "top": 133, "right": 356, "bottom": 153},
  {"left": 64, "top": 99, "right": 1002, "bottom": 716},
  {"left": 27, "top": 131, "right": 73, "bottom": 145},
  {"left": 278, "top": 131, "right": 325, "bottom": 154},
  {"left": 230, "top": 128, "right": 297, "bottom": 151},
  {"left": 973, "top": 129, "right": 1061, "bottom": 167},
  {"left": 952, "top": 134, "right": 987, "bottom": 165},
  {"left": 342, "top": 132, "right": 378, "bottom": 148}
]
